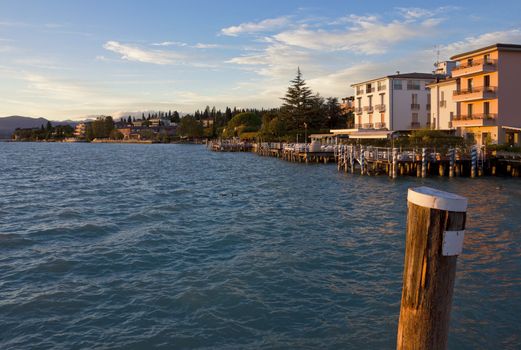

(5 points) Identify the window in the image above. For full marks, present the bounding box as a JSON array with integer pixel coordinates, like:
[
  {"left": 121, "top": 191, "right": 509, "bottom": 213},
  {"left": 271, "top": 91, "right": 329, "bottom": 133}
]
[
  {"left": 441, "top": 91, "right": 445, "bottom": 101},
  {"left": 484, "top": 54, "right": 490, "bottom": 64},
  {"left": 484, "top": 75, "right": 490, "bottom": 87},
  {"left": 407, "top": 80, "right": 420, "bottom": 90},
  {"left": 484, "top": 102, "right": 490, "bottom": 116},
  {"left": 412, "top": 113, "right": 419, "bottom": 123},
  {"left": 467, "top": 104, "right": 473, "bottom": 117},
  {"left": 412, "top": 94, "right": 418, "bottom": 104},
  {"left": 467, "top": 58, "right": 473, "bottom": 66},
  {"left": 368, "top": 95, "right": 373, "bottom": 108},
  {"left": 394, "top": 79, "right": 402, "bottom": 90},
  {"left": 467, "top": 78, "right": 473, "bottom": 92},
  {"left": 357, "top": 97, "right": 361, "bottom": 108},
  {"left": 380, "top": 93, "right": 384, "bottom": 105}
]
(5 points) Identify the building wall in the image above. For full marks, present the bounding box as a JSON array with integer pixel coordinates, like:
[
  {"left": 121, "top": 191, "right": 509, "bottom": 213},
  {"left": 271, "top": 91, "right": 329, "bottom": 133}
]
[
  {"left": 390, "top": 78, "right": 433, "bottom": 130},
  {"left": 498, "top": 50, "right": 521, "bottom": 129},
  {"left": 429, "top": 80, "right": 458, "bottom": 130}
]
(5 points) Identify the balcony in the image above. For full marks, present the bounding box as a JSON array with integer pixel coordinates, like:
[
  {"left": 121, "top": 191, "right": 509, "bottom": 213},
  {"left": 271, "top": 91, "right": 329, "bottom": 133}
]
[
  {"left": 453, "top": 86, "right": 497, "bottom": 102},
  {"left": 363, "top": 123, "right": 374, "bottom": 129},
  {"left": 452, "top": 113, "right": 497, "bottom": 127},
  {"left": 366, "top": 87, "right": 375, "bottom": 93},
  {"left": 354, "top": 123, "right": 363, "bottom": 129},
  {"left": 377, "top": 85, "right": 386, "bottom": 91},
  {"left": 410, "top": 122, "right": 421, "bottom": 129},
  {"left": 374, "top": 122, "right": 387, "bottom": 129},
  {"left": 363, "top": 106, "right": 374, "bottom": 113},
  {"left": 411, "top": 104, "right": 420, "bottom": 110},
  {"left": 451, "top": 58, "right": 497, "bottom": 78},
  {"left": 356, "top": 89, "right": 364, "bottom": 95},
  {"left": 439, "top": 100, "right": 447, "bottom": 108},
  {"left": 355, "top": 107, "right": 363, "bottom": 114},
  {"left": 407, "top": 84, "right": 420, "bottom": 90},
  {"left": 375, "top": 104, "right": 386, "bottom": 112}
]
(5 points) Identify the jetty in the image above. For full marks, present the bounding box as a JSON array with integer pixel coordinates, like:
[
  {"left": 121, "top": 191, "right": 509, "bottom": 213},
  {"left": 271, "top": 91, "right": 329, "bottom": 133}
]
[{"left": 208, "top": 139, "right": 521, "bottom": 177}]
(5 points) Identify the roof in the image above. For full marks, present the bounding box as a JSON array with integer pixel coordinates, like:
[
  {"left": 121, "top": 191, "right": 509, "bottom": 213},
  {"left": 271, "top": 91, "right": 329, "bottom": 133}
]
[
  {"left": 351, "top": 72, "right": 438, "bottom": 87},
  {"left": 450, "top": 43, "right": 521, "bottom": 60},
  {"left": 426, "top": 77, "right": 458, "bottom": 87}
]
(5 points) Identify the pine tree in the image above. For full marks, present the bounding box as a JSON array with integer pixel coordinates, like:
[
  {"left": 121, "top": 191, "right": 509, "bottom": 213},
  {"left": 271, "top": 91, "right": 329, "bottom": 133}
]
[{"left": 279, "top": 67, "right": 314, "bottom": 130}]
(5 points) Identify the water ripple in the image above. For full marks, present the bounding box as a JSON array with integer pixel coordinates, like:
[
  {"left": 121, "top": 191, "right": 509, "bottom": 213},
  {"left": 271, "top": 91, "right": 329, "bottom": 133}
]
[{"left": 0, "top": 142, "right": 520, "bottom": 349}]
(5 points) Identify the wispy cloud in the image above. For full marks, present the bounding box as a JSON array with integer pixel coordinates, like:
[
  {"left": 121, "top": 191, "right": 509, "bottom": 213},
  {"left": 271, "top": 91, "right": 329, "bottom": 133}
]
[
  {"left": 438, "top": 29, "right": 521, "bottom": 57},
  {"left": 103, "top": 41, "right": 181, "bottom": 65},
  {"left": 221, "top": 16, "right": 290, "bottom": 36},
  {"left": 151, "top": 41, "right": 187, "bottom": 47},
  {"left": 193, "top": 43, "right": 220, "bottom": 49}
]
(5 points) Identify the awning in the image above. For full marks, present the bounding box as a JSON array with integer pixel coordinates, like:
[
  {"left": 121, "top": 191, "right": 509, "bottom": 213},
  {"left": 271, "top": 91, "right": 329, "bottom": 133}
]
[
  {"left": 330, "top": 128, "right": 391, "bottom": 139},
  {"left": 502, "top": 126, "right": 521, "bottom": 132}
]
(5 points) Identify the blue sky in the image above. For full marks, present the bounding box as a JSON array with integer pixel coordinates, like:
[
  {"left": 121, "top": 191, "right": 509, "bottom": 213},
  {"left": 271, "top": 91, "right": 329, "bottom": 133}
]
[{"left": 1, "top": 0, "right": 521, "bottom": 120}]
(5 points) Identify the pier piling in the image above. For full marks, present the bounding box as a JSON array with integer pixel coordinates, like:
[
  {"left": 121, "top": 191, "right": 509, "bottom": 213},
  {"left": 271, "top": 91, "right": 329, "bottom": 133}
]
[{"left": 397, "top": 187, "right": 467, "bottom": 350}]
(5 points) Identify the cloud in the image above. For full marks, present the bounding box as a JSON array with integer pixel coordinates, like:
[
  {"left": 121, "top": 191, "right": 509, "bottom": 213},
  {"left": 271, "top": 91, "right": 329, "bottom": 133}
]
[
  {"left": 396, "top": 6, "right": 459, "bottom": 20},
  {"left": 151, "top": 41, "right": 187, "bottom": 47},
  {"left": 221, "top": 16, "right": 290, "bottom": 36},
  {"left": 273, "top": 18, "right": 416, "bottom": 54},
  {"left": 103, "top": 41, "right": 180, "bottom": 65},
  {"left": 193, "top": 43, "right": 220, "bottom": 49},
  {"left": 439, "top": 29, "right": 521, "bottom": 59}
]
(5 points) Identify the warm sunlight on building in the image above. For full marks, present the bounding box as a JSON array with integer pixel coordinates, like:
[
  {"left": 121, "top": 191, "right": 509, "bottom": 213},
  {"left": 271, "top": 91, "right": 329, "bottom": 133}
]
[{"left": 449, "top": 43, "right": 521, "bottom": 145}]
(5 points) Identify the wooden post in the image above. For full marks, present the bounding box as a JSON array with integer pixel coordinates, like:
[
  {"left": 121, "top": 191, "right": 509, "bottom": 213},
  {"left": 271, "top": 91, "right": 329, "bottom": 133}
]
[
  {"left": 471, "top": 146, "right": 477, "bottom": 178},
  {"left": 397, "top": 187, "right": 468, "bottom": 350},
  {"left": 421, "top": 148, "right": 427, "bottom": 178},
  {"left": 392, "top": 148, "right": 398, "bottom": 179},
  {"left": 350, "top": 146, "right": 355, "bottom": 174},
  {"left": 449, "top": 149, "right": 455, "bottom": 178}
]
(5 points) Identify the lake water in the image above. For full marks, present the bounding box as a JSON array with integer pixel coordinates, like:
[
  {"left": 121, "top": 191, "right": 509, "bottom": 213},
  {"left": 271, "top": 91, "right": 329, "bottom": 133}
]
[{"left": 0, "top": 142, "right": 520, "bottom": 349}]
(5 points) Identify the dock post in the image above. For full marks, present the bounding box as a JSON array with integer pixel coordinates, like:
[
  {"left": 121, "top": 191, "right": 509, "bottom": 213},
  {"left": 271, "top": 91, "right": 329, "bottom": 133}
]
[
  {"left": 350, "top": 146, "right": 355, "bottom": 173},
  {"left": 392, "top": 148, "right": 398, "bottom": 179},
  {"left": 360, "top": 146, "right": 365, "bottom": 175},
  {"left": 449, "top": 149, "right": 455, "bottom": 178},
  {"left": 471, "top": 146, "right": 477, "bottom": 178},
  {"left": 397, "top": 187, "right": 468, "bottom": 350},
  {"left": 344, "top": 146, "right": 348, "bottom": 173},
  {"left": 421, "top": 148, "right": 427, "bottom": 178}
]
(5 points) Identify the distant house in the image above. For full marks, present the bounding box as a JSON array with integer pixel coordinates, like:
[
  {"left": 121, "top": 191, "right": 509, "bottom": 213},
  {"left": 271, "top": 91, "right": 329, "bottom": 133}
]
[
  {"left": 202, "top": 118, "right": 214, "bottom": 128},
  {"left": 74, "top": 122, "right": 86, "bottom": 138},
  {"left": 340, "top": 96, "right": 355, "bottom": 114}
]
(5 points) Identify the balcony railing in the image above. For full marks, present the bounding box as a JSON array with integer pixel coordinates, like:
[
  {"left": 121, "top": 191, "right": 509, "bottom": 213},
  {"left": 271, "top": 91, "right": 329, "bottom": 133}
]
[
  {"left": 363, "top": 123, "right": 374, "bottom": 129},
  {"left": 354, "top": 123, "right": 363, "bottom": 129},
  {"left": 356, "top": 89, "right": 364, "bottom": 95},
  {"left": 363, "top": 106, "right": 374, "bottom": 113},
  {"left": 411, "top": 104, "right": 420, "bottom": 110},
  {"left": 377, "top": 85, "right": 386, "bottom": 91},
  {"left": 375, "top": 104, "right": 386, "bottom": 112},
  {"left": 374, "top": 122, "right": 386, "bottom": 129},
  {"left": 453, "top": 113, "right": 497, "bottom": 121},
  {"left": 439, "top": 100, "right": 447, "bottom": 107},
  {"left": 355, "top": 107, "right": 363, "bottom": 114},
  {"left": 407, "top": 84, "right": 420, "bottom": 90},
  {"left": 366, "top": 87, "right": 375, "bottom": 93},
  {"left": 453, "top": 58, "right": 497, "bottom": 71},
  {"left": 453, "top": 86, "right": 497, "bottom": 96},
  {"left": 410, "top": 122, "right": 421, "bottom": 129}
]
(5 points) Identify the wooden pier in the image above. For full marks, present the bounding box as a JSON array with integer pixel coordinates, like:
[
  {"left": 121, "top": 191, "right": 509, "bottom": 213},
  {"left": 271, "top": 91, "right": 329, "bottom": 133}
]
[
  {"left": 208, "top": 140, "right": 521, "bottom": 177},
  {"left": 334, "top": 145, "right": 487, "bottom": 178}
]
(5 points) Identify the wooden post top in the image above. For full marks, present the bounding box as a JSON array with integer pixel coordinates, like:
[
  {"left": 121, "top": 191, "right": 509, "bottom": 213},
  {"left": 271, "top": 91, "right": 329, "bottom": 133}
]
[{"left": 408, "top": 186, "right": 468, "bottom": 212}]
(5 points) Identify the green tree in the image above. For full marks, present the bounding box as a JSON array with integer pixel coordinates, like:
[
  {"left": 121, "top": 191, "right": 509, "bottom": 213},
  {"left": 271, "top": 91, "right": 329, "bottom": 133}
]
[
  {"left": 279, "top": 68, "right": 314, "bottom": 130},
  {"left": 178, "top": 115, "right": 204, "bottom": 138}
]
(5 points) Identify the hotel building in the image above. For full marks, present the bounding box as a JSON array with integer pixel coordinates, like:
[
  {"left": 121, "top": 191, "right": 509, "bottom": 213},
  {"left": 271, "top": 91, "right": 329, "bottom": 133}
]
[
  {"left": 351, "top": 73, "right": 439, "bottom": 132},
  {"left": 448, "top": 43, "right": 521, "bottom": 145}
]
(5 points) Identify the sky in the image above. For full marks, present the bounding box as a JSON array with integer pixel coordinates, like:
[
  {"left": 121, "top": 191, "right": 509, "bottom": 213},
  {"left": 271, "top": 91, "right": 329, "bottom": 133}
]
[{"left": 1, "top": 0, "right": 521, "bottom": 120}]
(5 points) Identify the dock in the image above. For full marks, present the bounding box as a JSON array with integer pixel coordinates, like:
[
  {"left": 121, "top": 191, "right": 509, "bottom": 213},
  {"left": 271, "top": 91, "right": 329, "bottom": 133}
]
[{"left": 208, "top": 140, "right": 521, "bottom": 177}]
